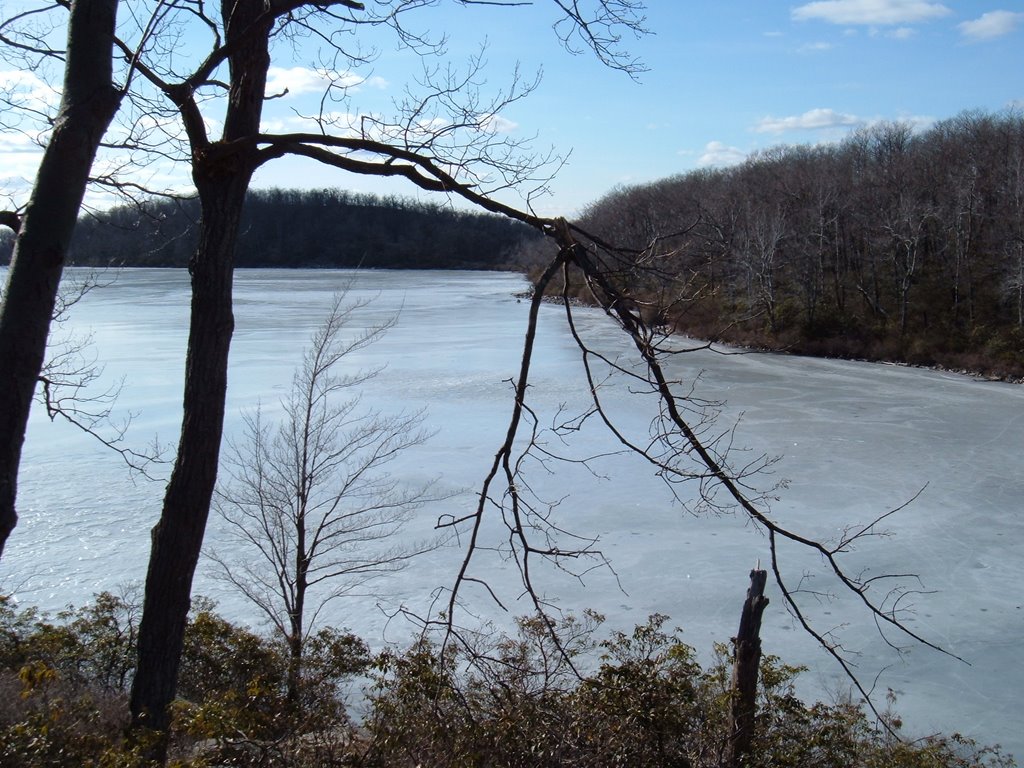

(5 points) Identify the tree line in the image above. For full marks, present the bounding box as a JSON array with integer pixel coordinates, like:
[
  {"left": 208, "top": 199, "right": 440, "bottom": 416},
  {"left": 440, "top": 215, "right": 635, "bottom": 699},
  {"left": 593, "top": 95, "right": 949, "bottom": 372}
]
[
  {"left": 556, "top": 109, "right": 1024, "bottom": 378},
  {"left": 1, "top": 188, "right": 540, "bottom": 271}
]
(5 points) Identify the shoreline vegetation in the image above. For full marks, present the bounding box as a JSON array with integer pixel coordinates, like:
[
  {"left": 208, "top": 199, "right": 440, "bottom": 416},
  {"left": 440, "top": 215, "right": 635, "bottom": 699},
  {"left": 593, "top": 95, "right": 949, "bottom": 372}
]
[
  {"left": 521, "top": 109, "right": 1024, "bottom": 383},
  {"left": 524, "top": 287, "right": 1023, "bottom": 384},
  {"left": 4, "top": 111, "right": 1022, "bottom": 383},
  {"left": 1, "top": 591, "right": 1015, "bottom": 767}
]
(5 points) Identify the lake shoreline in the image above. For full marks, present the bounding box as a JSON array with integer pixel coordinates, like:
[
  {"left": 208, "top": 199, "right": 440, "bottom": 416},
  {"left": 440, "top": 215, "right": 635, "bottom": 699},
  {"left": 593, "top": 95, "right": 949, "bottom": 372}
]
[{"left": 524, "top": 285, "right": 1024, "bottom": 385}]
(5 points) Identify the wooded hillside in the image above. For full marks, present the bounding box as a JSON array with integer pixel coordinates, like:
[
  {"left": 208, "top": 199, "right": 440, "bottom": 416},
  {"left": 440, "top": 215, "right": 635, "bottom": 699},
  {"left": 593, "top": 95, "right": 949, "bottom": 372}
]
[
  {"left": 1, "top": 188, "right": 540, "bottom": 270},
  {"left": 5, "top": 110, "right": 1022, "bottom": 377},
  {"left": 558, "top": 109, "right": 1024, "bottom": 378}
]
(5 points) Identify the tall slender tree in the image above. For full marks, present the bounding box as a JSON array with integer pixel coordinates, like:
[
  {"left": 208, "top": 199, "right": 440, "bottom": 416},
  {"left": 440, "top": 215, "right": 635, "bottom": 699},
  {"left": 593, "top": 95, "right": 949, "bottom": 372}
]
[
  {"left": 0, "top": 0, "right": 125, "bottom": 558},
  {"left": 210, "top": 292, "right": 434, "bottom": 707}
]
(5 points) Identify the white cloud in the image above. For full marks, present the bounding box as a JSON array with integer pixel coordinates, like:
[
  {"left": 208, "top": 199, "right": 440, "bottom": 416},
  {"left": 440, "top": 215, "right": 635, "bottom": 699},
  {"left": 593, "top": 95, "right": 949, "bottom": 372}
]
[
  {"left": 0, "top": 132, "right": 43, "bottom": 183},
  {"left": 0, "top": 132, "right": 37, "bottom": 151},
  {"left": 265, "top": 66, "right": 331, "bottom": 97},
  {"left": 0, "top": 69, "right": 56, "bottom": 99},
  {"left": 888, "top": 26, "right": 916, "bottom": 38},
  {"left": 958, "top": 11, "right": 1024, "bottom": 42},
  {"left": 264, "top": 67, "right": 389, "bottom": 99},
  {"left": 480, "top": 113, "right": 517, "bottom": 134},
  {"left": 261, "top": 112, "right": 372, "bottom": 138},
  {"left": 798, "top": 41, "right": 834, "bottom": 52},
  {"left": 412, "top": 117, "right": 449, "bottom": 134},
  {"left": 754, "top": 108, "right": 862, "bottom": 134},
  {"left": 696, "top": 141, "right": 746, "bottom": 168},
  {"left": 886, "top": 113, "right": 935, "bottom": 132},
  {"left": 0, "top": 69, "right": 60, "bottom": 120},
  {"left": 791, "top": 0, "right": 951, "bottom": 25}
]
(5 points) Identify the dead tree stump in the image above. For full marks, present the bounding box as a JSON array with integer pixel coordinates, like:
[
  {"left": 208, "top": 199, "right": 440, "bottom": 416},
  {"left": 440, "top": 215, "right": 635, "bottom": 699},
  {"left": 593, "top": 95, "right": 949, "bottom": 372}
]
[{"left": 726, "top": 568, "right": 769, "bottom": 768}]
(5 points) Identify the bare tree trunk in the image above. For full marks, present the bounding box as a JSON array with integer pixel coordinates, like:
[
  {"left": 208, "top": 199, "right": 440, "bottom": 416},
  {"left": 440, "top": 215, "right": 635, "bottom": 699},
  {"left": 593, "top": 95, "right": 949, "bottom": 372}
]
[
  {"left": 0, "top": 0, "right": 121, "bottom": 559},
  {"left": 726, "top": 569, "right": 769, "bottom": 768},
  {"left": 1017, "top": 249, "right": 1024, "bottom": 328},
  {"left": 127, "top": 173, "right": 250, "bottom": 740},
  {"left": 128, "top": 1, "right": 270, "bottom": 753},
  {"left": 287, "top": 614, "right": 303, "bottom": 706},
  {"left": 288, "top": 553, "right": 307, "bottom": 706}
]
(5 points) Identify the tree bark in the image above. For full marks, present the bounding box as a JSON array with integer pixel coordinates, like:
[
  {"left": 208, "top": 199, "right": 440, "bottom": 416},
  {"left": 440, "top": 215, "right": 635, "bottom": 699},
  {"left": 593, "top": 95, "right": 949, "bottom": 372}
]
[
  {"left": 726, "top": 568, "right": 769, "bottom": 768},
  {"left": 127, "top": 171, "right": 250, "bottom": 737},
  {"left": 0, "top": 0, "right": 121, "bottom": 559},
  {"left": 288, "top": 552, "right": 307, "bottom": 706},
  {"left": 128, "top": 0, "right": 271, "bottom": 755}
]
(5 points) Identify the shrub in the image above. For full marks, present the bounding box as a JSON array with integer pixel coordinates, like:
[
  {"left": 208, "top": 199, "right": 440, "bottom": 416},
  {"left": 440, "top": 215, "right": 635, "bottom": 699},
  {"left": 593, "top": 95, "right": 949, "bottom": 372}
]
[
  {"left": 0, "top": 594, "right": 1015, "bottom": 767},
  {"left": 361, "top": 613, "right": 1015, "bottom": 768},
  {"left": 173, "top": 601, "right": 369, "bottom": 765},
  {"left": 0, "top": 593, "right": 148, "bottom": 768},
  {"left": 0, "top": 593, "right": 369, "bottom": 767}
]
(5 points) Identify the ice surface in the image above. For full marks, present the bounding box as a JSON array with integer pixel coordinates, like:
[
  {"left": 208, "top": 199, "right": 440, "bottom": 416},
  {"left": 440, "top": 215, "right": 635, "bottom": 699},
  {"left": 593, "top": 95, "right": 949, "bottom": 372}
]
[{"left": 2, "top": 267, "right": 1022, "bottom": 759}]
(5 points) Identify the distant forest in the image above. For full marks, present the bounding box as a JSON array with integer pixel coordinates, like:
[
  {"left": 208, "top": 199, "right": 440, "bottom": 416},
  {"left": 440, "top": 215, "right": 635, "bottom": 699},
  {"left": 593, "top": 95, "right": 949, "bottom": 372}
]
[
  {"left": 0, "top": 188, "right": 540, "bottom": 270},
  {"left": 4, "top": 109, "right": 1023, "bottom": 378},
  {"left": 529, "top": 109, "right": 1024, "bottom": 379}
]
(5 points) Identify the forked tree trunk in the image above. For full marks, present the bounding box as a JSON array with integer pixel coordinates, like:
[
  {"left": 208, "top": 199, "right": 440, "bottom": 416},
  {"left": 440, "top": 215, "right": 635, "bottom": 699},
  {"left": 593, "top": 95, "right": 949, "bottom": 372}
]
[
  {"left": 0, "top": 0, "right": 122, "bottom": 560},
  {"left": 128, "top": 0, "right": 271, "bottom": 754}
]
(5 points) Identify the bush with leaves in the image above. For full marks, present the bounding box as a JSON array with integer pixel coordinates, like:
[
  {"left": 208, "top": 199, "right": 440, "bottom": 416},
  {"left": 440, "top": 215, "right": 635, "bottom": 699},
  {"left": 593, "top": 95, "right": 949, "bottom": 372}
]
[
  {"left": 172, "top": 599, "right": 370, "bottom": 765},
  {"left": 362, "top": 614, "right": 713, "bottom": 767},
  {"left": 0, "top": 592, "right": 371, "bottom": 767},
  {"left": 362, "top": 613, "right": 1015, "bottom": 768},
  {"left": 0, "top": 593, "right": 1016, "bottom": 767},
  {"left": 569, "top": 614, "right": 704, "bottom": 767},
  {"left": 0, "top": 592, "right": 150, "bottom": 767}
]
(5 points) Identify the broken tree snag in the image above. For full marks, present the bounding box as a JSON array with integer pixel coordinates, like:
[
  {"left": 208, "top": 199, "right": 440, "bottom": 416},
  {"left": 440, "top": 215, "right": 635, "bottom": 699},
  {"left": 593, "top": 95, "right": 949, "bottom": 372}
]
[{"left": 727, "top": 568, "right": 769, "bottom": 768}]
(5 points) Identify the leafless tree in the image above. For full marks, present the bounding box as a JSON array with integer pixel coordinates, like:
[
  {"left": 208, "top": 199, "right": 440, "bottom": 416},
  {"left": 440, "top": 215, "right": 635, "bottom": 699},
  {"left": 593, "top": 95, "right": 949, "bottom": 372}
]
[
  {"left": 0, "top": 0, "right": 165, "bottom": 559},
  {"left": 97, "top": 1, "right": 648, "bottom": 752},
  {"left": 737, "top": 201, "right": 788, "bottom": 333},
  {"left": 208, "top": 292, "right": 436, "bottom": 705},
  {"left": 426, "top": 218, "right": 959, "bottom": 737},
  {"left": 999, "top": 118, "right": 1024, "bottom": 328}
]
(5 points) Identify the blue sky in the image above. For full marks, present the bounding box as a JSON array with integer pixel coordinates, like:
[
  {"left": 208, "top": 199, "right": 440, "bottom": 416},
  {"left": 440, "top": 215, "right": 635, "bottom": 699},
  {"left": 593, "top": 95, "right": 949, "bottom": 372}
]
[
  {"left": 2, "top": 1, "right": 1023, "bottom": 218},
  {"left": 248, "top": 0, "right": 1024, "bottom": 216}
]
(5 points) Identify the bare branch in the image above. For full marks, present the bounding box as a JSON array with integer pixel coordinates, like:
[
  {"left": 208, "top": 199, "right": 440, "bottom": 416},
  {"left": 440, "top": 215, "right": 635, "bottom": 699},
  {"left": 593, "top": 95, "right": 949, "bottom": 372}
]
[
  {"left": 549, "top": 0, "right": 649, "bottom": 78},
  {"left": 37, "top": 271, "right": 166, "bottom": 478},
  {"left": 210, "top": 289, "right": 443, "bottom": 702},
  {"left": 0, "top": 211, "right": 21, "bottom": 234}
]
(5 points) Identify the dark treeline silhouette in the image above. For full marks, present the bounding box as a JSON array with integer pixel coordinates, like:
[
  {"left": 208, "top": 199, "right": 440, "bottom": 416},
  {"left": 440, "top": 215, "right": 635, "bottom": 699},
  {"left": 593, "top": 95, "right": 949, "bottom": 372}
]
[
  {"left": 1, "top": 188, "right": 540, "bottom": 271},
  {"left": 550, "top": 109, "right": 1024, "bottom": 378},
  {"left": 6, "top": 110, "right": 1023, "bottom": 379}
]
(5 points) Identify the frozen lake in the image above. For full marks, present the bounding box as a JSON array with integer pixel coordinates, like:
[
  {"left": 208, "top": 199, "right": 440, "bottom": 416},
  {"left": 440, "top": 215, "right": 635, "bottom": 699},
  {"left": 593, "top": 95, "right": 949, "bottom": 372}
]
[{"left": 2, "top": 267, "right": 1022, "bottom": 759}]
